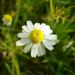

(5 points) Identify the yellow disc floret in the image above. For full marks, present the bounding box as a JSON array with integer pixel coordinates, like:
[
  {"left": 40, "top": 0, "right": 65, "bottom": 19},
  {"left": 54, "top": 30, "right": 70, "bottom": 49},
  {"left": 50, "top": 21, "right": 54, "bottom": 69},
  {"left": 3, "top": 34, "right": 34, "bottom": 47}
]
[
  {"left": 29, "top": 29, "right": 44, "bottom": 44},
  {"left": 4, "top": 14, "right": 12, "bottom": 22}
]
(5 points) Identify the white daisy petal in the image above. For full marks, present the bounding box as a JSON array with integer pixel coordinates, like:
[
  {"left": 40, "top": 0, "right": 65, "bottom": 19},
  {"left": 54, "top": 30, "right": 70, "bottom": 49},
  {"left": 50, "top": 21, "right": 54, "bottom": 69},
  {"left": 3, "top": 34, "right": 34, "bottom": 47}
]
[
  {"left": 22, "top": 25, "right": 29, "bottom": 32},
  {"left": 34, "top": 23, "right": 41, "bottom": 29},
  {"left": 7, "top": 22, "right": 11, "bottom": 26},
  {"left": 23, "top": 42, "right": 33, "bottom": 53},
  {"left": 16, "top": 39, "right": 30, "bottom": 46},
  {"left": 41, "top": 23, "right": 53, "bottom": 35},
  {"left": 45, "top": 34, "right": 57, "bottom": 40},
  {"left": 31, "top": 44, "right": 39, "bottom": 57},
  {"left": 3, "top": 20, "right": 11, "bottom": 26},
  {"left": 46, "top": 39, "right": 57, "bottom": 45},
  {"left": 17, "top": 32, "right": 29, "bottom": 38},
  {"left": 38, "top": 44, "right": 46, "bottom": 56},
  {"left": 27, "top": 21, "right": 34, "bottom": 30},
  {"left": 2, "top": 18, "right": 4, "bottom": 21},
  {"left": 43, "top": 40, "right": 54, "bottom": 50}
]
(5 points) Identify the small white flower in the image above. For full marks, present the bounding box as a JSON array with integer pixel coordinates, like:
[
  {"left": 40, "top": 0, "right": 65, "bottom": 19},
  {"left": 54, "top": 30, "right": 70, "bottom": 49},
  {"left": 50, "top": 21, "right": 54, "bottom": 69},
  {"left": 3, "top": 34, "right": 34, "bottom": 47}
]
[
  {"left": 2, "top": 14, "right": 12, "bottom": 26},
  {"left": 16, "top": 21, "right": 57, "bottom": 57}
]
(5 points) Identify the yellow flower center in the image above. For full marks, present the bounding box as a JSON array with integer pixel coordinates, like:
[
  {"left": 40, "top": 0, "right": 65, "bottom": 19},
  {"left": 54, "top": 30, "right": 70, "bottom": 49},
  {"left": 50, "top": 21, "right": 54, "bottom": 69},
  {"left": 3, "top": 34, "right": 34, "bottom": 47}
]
[
  {"left": 29, "top": 29, "right": 44, "bottom": 44},
  {"left": 4, "top": 14, "right": 12, "bottom": 22}
]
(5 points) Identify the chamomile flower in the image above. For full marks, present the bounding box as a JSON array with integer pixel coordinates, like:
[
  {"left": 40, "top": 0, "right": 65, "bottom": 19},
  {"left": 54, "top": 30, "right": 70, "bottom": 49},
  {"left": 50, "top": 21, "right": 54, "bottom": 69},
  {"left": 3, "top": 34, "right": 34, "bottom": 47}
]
[
  {"left": 2, "top": 14, "right": 12, "bottom": 26},
  {"left": 16, "top": 21, "right": 57, "bottom": 57}
]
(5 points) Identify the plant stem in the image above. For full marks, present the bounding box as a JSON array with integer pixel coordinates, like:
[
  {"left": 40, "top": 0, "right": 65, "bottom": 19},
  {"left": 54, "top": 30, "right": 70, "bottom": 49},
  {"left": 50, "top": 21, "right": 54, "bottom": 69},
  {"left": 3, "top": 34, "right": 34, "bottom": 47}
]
[
  {"left": 12, "top": 54, "right": 15, "bottom": 75},
  {"left": 12, "top": 0, "right": 21, "bottom": 28},
  {"left": 12, "top": 53, "right": 20, "bottom": 75},
  {"left": 49, "top": 0, "right": 54, "bottom": 16}
]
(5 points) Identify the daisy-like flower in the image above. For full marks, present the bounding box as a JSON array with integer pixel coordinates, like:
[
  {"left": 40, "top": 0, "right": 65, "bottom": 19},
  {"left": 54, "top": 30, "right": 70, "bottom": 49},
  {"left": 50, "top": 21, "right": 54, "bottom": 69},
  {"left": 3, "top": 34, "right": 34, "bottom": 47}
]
[
  {"left": 16, "top": 21, "right": 57, "bottom": 57},
  {"left": 2, "top": 14, "right": 12, "bottom": 26}
]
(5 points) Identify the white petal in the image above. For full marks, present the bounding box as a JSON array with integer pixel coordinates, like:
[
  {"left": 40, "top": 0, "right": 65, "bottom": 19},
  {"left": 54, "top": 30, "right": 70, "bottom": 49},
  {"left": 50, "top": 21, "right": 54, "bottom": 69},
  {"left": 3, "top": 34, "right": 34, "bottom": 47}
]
[
  {"left": 7, "top": 22, "right": 11, "bottom": 26},
  {"left": 41, "top": 23, "right": 53, "bottom": 35},
  {"left": 45, "top": 34, "right": 57, "bottom": 45},
  {"left": 23, "top": 42, "right": 33, "bottom": 53},
  {"left": 41, "top": 23, "right": 46, "bottom": 27},
  {"left": 34, "top": 23, "right": 41, "bottom": 29},
  {"left": 45, "top": 34, "right": 57, "bottom": 40},
  {"left": 46, "top": 39, "right": 57, "bottom": 45},
  {"left": 38, "top": 43, "right": 46, "bottom": 56},
  {"left": 27, "top": 21, "right": 34, "bottom": 30},
  {"left": 3, "top": 20, "right": 11, "bottom": 26},
  {"left": 31, "top": 44, "right": 39, "bottom": 57},
  {"left": 22, "top": 25, "right": 29, "bottom": 32},
  {"left": 16, "top": 39, "right": 30, "bottom": 46},
  {"left": 2, "top": 18, "right": 4, "bottom": 21},
  {"left": 43, "top": 40, "right": 54, "bottom": 50},
  {"left": 17, "top": 32, "right": 29, "bottom": 38}
]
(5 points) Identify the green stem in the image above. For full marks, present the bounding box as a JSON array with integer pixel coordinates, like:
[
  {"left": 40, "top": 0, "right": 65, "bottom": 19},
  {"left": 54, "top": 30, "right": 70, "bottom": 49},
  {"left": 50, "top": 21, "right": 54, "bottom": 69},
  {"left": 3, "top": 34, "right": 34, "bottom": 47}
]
[
  {"left": 49, "top": 0, "right": 54, "bottom": 16},
  {"left": 12, "top": 53, "right": 20, "bottom": 75},
  {"left": 15, "top": 58, "right": 20, "bottom": 75},
  {"left": 12, "top": 0, "right": 21, "bottom": 28},
  {"left": 12, "top": 54, "right": 15, "bottom": 75}
]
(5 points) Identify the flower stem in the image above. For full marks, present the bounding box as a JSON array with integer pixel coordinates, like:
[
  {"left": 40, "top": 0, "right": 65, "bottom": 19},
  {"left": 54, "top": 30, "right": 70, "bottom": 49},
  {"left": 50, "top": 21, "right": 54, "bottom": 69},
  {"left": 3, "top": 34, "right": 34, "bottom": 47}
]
[
  {"left": 12, "top": 53, "right": 20, "bottom": 75},
  {"left": 12, "top": 0, "right": 21, "bottom": 28},
  {"left": 12, "top": 54, "right": 15, "bottom": 75},
  {"left": 49, "top": 0, "right": 54, "bottom": 16}
]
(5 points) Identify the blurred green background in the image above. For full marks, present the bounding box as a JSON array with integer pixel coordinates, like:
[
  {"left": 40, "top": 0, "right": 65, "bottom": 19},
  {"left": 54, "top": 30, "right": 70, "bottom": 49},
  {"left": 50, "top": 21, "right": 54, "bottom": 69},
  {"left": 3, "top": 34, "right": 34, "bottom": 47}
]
[{"left": 0, "top": 0, "right": 75, "bottom": 75}]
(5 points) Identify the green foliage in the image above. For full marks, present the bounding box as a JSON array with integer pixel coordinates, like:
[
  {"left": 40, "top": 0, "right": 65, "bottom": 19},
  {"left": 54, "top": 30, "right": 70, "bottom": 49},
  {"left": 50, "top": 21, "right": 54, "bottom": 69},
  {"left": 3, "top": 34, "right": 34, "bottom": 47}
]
[{"left": 0, "top": 0, "right": 75, "bottom": 75}]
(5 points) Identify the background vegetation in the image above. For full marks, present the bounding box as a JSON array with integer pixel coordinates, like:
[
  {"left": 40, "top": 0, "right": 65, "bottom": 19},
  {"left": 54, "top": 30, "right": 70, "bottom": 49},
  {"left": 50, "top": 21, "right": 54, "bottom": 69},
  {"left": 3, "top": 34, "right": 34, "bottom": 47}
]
[{"left": 0, "top": 0, "right": 75, "bottom": 75}]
